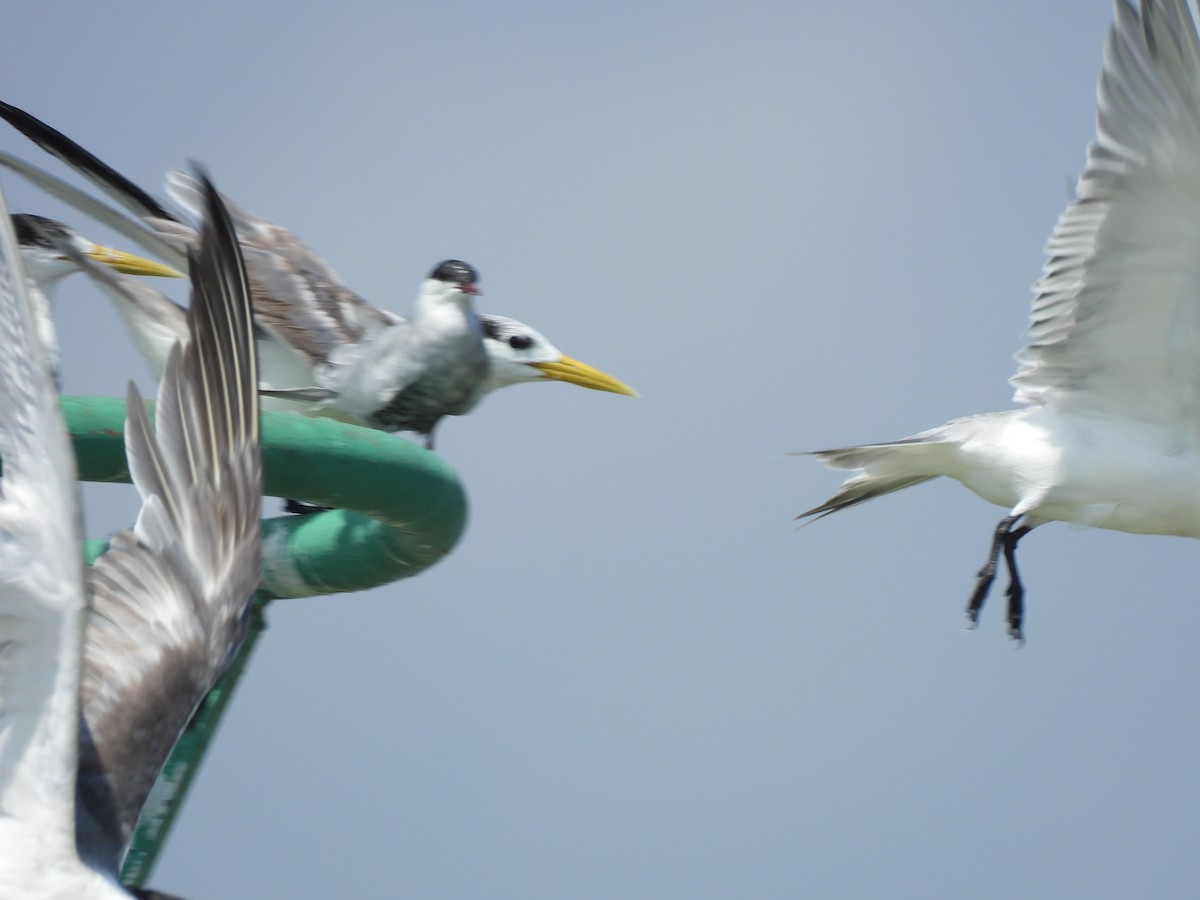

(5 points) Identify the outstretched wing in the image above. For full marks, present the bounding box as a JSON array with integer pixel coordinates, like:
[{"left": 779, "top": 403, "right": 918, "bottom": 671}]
[
  {"left": 1011, "top": 0, "right": 1200, "bottom": 443},
  {"left": 73, "top": 170, "right": 262, "bottom": 870},
  {"left": 0, "top": 149, "right": 187, "bottom": 271},
  {"left": 164, "top": 170, "right": 399, "bottom": 359},
  {"left": 0, "top": 101, "right": 398, "bottom": 363}
]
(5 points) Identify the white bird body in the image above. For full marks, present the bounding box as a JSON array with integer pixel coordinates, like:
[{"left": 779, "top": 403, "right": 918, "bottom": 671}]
[
  {"left": 801, "top": 0, "right": 1200, "bottom": 638},
  {"left": 316, "top": 270, "right": 488, "bottom": 431}
]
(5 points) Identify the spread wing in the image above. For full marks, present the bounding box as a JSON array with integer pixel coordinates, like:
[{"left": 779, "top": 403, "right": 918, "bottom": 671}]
[
  {"left": 165, "top": 171, "right": 399, "bottom": 361},
  {"left": 1011, "top": 0, "right": 1200, "bottom": 443},
  {"left": 73, "top": 171, "right": 262, "bottom": 871},
  {"left": 0, "top": 102, "right": 398, "bottom": 364}
]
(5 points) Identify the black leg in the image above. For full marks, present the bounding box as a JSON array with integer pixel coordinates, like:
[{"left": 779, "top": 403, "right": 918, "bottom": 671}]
[
  {"left": 1001, "top": 524, "right": 1033, "bottom": 643},
  {"left": 965, "top": 514, "right": 1022, "bottom": 628}
]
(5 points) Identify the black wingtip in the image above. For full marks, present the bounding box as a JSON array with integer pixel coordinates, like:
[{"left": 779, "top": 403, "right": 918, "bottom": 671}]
[
  {"left": 192, "top": 164, "right": 248, "bottom": 319},
  {"left": 0, "top": 99, "right": 177, "bottom": 222},
  {"left": 186, "top": 163, "right": 259, "bottom": 446}
]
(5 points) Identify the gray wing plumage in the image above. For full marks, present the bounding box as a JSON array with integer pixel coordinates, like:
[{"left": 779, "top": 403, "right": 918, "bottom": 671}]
[
  {"left": 0, "top": 149, "right": 341, "bottom": 396},
  {"left": 73, "top": 171, "right": 262, "bottom": 871},
  {"left": 1011, "top": 0, "right": 1200, "bottom": 434},
  {"left": 0, "top": 100, "right": 395, "bottom": 362},
  {"left": 164, "top": 171, "right": 399, "bottom": 361},
  {"left": 0, "top": 148, "right": 187, "bottom": 271}
]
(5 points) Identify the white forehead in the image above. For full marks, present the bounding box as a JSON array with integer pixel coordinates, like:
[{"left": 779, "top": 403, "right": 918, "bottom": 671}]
[{"left": 480, "top": 314, "right": 557, "bottom": 360}]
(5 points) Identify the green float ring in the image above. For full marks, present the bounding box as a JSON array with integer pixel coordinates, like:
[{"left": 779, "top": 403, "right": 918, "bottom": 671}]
[{"left": 68, "top": 395, "right": 468, "bottom": 598}]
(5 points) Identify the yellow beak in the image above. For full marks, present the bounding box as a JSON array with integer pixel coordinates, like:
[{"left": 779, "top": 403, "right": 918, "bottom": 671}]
[
  {"left": 531, "top": 355, "right": 639, "bottom": 396},
  {"left": 86, "top": 244, "right": 183, "bottom": 278}
]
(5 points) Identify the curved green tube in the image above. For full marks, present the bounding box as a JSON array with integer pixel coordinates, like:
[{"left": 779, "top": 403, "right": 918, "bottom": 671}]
[{"left": 66, "top": 395, "right": 469, "bottom": 599}]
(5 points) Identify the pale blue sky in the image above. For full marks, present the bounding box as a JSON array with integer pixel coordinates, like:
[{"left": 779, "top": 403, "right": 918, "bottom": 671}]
[{"left": 4, "top": 2, "right": 1195, "bottom": 898}]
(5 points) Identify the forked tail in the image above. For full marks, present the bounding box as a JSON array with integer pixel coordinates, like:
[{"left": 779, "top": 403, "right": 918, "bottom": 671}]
[{"left": 797, "top": 435, "right": 952, "bottom": 521}]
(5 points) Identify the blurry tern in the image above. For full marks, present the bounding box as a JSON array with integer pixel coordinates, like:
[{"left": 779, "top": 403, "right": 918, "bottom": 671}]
[
  {"left": 799, "top": 0, "right": 1200, "bottom": 641},
  {"left": 0, "top": 170, "right": 260, "bottom": 897},
  {"left": 0, "top": 101, "right": 636, "bottom": 447},
  {"left": 12, "top": 212, "right": 180, "bottom": 383}
]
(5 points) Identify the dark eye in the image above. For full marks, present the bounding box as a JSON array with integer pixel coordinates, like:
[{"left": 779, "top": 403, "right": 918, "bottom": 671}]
[{"left": 509, "top": 335, "right": 533, "bottom": 350}]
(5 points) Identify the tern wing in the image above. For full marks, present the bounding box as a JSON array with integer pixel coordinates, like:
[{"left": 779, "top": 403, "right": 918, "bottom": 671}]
[
  {"left": 1012, "top": 0, "right": 1200, "bottom": 443},
  {"left": 73, "top": 172, "right": 261, "bottom": 870},
  {"left": 0, "top": 100, "right": 398, "bottom": 362},
  {"left": 0, "top": 149, "right": 187, "bottom": 271},
  {"left": 165, "top": 170, "right": 399, "bottom": 360}
]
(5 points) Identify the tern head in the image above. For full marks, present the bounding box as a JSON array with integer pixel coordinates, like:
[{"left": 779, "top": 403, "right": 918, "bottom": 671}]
[
  {"left": 12, "top": 214, "right": 182, "bottom": 286},
  {"left": 426, "top": 258, "right": 481, "bottom": 297},
  {"left": 480, "top": 314, "right": 638, "bottom": 396}
]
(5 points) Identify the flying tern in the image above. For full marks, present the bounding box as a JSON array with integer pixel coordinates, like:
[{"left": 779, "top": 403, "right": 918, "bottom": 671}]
[
  {"left": 0, "top": 101, "right": 636, "bottom": 447},
  {"left": 0, "top": 170, "right": 260, "bottom": 897},
  {"left": 799, "top": 0, "right": 1200, "bottom": 641}
]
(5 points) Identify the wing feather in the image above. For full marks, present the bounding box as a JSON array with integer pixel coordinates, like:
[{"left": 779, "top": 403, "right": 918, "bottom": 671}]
[
  {"left": 1012, "top": 0, "right": 1200, "bottom": 444},
  {"left": 74, "top": 171, "right": 262, "bottom": 870},
  {"left": 0, "top": 149, "right": 187, "bottom": 271},
  {"left": 165, "top": 171, "right": 397, "bottom": 357},
  {"left": 0, "top": 100, "right": 395, "bottom": 361}
]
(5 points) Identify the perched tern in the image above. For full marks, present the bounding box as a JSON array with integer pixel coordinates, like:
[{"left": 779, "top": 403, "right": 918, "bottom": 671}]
[
  {"left": 800, "top": 0, "right": 1200, "bottom": 641},
  {"left": 0, "top": 170, "right": 260, "bottom": 897},
  {"left": 12, "top": 213, "right": 180, "bottom": 384},
  {"left": 0, "top": 101, "right": 636, "bottom": 447}
]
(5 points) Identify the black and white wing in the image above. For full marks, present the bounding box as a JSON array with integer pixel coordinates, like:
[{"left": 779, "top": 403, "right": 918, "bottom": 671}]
[
  {"left": 0, "top": 147, "right": 187, "bottom": 271},
  {"left": 73, "top": 171, "right": 262, "bottom": 871},
  {"left": 1011, "top": 0, "right": 1200, "bottom": 439},
  {"left": 0, "top": 180, "right": 88, "bottom": 884},
  {"left": 0, "top": 101, "right": 396, "bottom": 362}
]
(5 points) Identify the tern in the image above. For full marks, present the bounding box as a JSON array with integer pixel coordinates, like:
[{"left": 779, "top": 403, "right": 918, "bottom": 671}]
[
  {"left": 799, "top": 0, "right": 1200, "bottom": 641},
  {"left": 0, "top": 171, "right": 260, "bottom": 897},
  {"left": 12, "top": 213, "right": 180, "bottom": 384},
  {"left": 0, "top": 101, "right": 636, "bottom": 447}
]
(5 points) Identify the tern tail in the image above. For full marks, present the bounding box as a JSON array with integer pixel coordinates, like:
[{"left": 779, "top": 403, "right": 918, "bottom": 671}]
[{"left": 797, "top": 436, "right": 955, "bottom": 521}]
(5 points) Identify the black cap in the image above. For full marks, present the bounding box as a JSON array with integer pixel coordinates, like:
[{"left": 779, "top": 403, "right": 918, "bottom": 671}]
[
  {"left": 429, "top": 259, "right": 478, "bottom": 286},
  {"left": 11, "top": 214, "right": 71, "bottom": 249}
]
